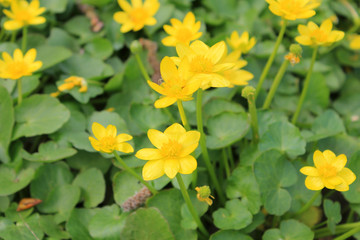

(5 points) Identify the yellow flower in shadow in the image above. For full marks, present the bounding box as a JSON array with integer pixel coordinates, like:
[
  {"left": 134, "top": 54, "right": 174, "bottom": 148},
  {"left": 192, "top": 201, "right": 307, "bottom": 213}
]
[
  {"left": 113, "top": 0, "right": 159, "bottom": 33},
  {"left": 266, "top": 0, "right": 320, "bottom": 20},
  {"left": 148, "top": 56, "right": 200, "bottom": 108},
  {"left": 162, "top": 12, "right": 202, "bottom": 47},
  {"left": 135, "top": 123, "right": 200, "bottom": 180},
  {"left": 300, "top": 150, "right": 356, "bottom": 191},
  {"left": 227, "top": 31, "right": 256, "bottom": 54},
  {"left": 88, "top": 122, "right": 134, "bottom": 154},
  {"left": 295, "top": 19, "right": 344, "bottom": 47},
  {"left": 3, "top": 0, "right": 46, "bottom": 31},
  {"left": 0, "top": 48, "right": 42, "bottom": 80}
]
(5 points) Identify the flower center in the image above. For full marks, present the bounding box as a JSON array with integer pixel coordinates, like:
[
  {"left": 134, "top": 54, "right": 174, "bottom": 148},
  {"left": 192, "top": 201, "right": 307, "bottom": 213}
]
[
  {"left": 160, "top": 139, "right": 182, "bottom": 158},
  {"left": 17, "top": 10, "right": 33, "bottom": 23},
  {"left": 176, "top": 27, "right": 193, "bottom": 44},
  {"left": 100, "top": 136, "right": 117, "bottom": 150},
  {"left": 130, "top": 8, "right": 148, "bottom": 25},
  {"left": 162, "top": 78, "right": 186, "bottom": 97},
  {"left": 311, "top": 29, "right": 328, "bottom": 43},
  {"left": 190, "top": 55, "right": 213, "bottom": 74},
  {"left": 8, "top": 61, "right": 28, "bottom": 79},
  {"left": 318, "top": 164, "right": 337, "bottom": 178}
]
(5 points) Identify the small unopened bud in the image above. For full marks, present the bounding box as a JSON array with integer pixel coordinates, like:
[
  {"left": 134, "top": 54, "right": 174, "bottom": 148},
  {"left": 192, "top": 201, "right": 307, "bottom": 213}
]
[
  {"left": 241, "top": 86, "right": 256, "bottom": 99},
  {"left": 289, "top": 44, "right": 302, "bottom": 57},
  {"left": 130, "top": 40, "right": 143, "bottom": 54}
]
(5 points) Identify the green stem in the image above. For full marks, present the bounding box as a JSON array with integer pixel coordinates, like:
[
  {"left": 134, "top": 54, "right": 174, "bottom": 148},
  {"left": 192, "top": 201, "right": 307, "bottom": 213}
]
[
  {"left": 291, "top": 46, "right": 318, "bottom": 125},
  {"left": 113, "top": 151, "right": 158, "bottom": 195},
  {"left": 255, "top": 19, "right": 288, "bottom": 100},
  {"left": 221, "top": 149, "right": 231, "bottom": 178},
  {"left": 262, "top": 60, "right": 289, "bottom": 110},
  {"left": 177, "top": 100, "right": 190, "bottom": 130},
  {"left": 227, "top": 146, "right": 235, "bottom": 169},
  {"left": 10, "top": 30, "right": 16, "bottom": 43},
  {"left": 21, "top": 26, "right": 27, "bottom": 52},
  {"left": 17, "top": 78, "right": 22, "bottom": 106},
  {"left": 196, "top": 89, "right": 226, "bottom": 204},
  {"left": 247, "top": 93, "right": 259, "bottom": 143},
  {"left": 0, "top": 28, "right": 5, "bottom": 41},
  {"left": 135, "top": 53, "right": 151, "bottom": 82},
  {"left": 294, "top": 190, "right": 321, "bottom": 216},
  {"left": 334, "top": 226, "right": 360, "bottom": 240},
  {"left": 315, "top": 222, "right": 360, "bottom": 238},
  {"left": 312, "top": 220, "right": 327, "bottom": 230},
  {"left": 176, "top": 174, "right": 209, "bottom": 237}
]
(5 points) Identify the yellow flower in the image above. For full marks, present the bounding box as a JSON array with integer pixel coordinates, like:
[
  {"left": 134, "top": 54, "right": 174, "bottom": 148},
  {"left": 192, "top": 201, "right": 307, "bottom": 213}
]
[
  {"left": 195, "top": 186, "right": 215, "bottom": 206},
  {"left": 50, "top": 91, "right": 60, "bottom": 97},
  {"left": 0, "top": 0, "right": 13, "bottom": 7},
  {"left": 135, "top": 123, "right": 200, "bottom": 180},
  {"left": 349, "top": 34, "right": 360, "bottom": 50},
  {"left": 113, "top": 0, "right": 159, "bottom": 33},
  {"left": 227, "top": 31, "right": 256, "bottom": 54},
  {"left": 162, "top": 12, "right": 202, "bottom": 47},
  {"left": 57, "top": 76, "right": 88, "bottom": 93},
  {"left": 300, "top": 150, "right": 356, "bottom": 191},
  {"left": 266, "top": 0, "right": 320, "bottom": 20},
  {"left": 89, "top": 122, "right": 134, "bottom": 154},
  {"left": 148, "top": 57, "right": 200, "bottom": 108},
  {"left": 0, "top": 48, "right": 42, "bottom": 80},
  {"left": 3, "top": 0, "right": 46, "bottom": 31},
  {"left": 295, "top": 19, "right": 345, "bottom": 47},
  {"left": 173, "top": 40, "right": 235, "bottom": 90}
]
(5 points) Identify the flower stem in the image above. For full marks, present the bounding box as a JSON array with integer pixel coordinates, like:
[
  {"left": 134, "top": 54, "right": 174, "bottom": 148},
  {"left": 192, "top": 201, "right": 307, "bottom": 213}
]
[
  {"left": 113, "top": 151, "right": 158, "bottom": 195},
  {"left": 294, "top": 190, "right": 321, "bottom": 216},
  {"left": 291, "top": 46, "right": 318, "bottom": 125},
  {"left": 333, "top": 226, "right": 360, "bottom": 240},
  {"left": 17, "top": 78, "right": 22, "bottom": 106},
  {"left": 315, "top": 222, "right": 360, "bottom": 238},
  {"left": 247, "top": 92, "right": 259, "bottom": 144},
  {"left": 11, "top": 30, "right": 16, "bottom": 43},
  {"left": 196, "top": 89, "right": 226, "bottom": 204},
  {"left": 177, "top": 100, "right": 190, "bottom": 130},
  {"left": 135, "top": 53, "right": 151, "bottom": 82},
  {"left": 222, "top": 149, "right": 231, "bottom": 178},
  {"left": 255, "top": 19, "right": 288, "bottom": 100},
  {"left": 176, "top": 174, "right": 209, "bottom": 237},
  {"left": 262, "top": 60, "right": 289, "bottom": 110},
  {"left": 227, "top": 146, "right": 235, "bottom": 169},
  {"left": 21, "top": 26, "right": 28, "bottom": 52}
]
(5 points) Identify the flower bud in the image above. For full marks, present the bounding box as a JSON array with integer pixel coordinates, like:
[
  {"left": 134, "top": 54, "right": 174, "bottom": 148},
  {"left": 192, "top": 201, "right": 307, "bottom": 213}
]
[
  {"left": 241, "top": 86, "right": 256, "bottom": 99},
  {"left": 130, "top": 40, "right": 143, "bottom": 54}
]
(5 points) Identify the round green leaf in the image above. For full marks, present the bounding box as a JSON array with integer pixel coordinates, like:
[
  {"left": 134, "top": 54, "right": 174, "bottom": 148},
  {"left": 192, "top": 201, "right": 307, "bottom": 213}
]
[
  {"left": 22, "top": 141, "right": 77, "bottom": 162},
  {"left": 213, "top": 199, "right": 252, "bottom": 230},
  {"left": 210, "top": 230, "right": 253, "bottom": 240},
  {"left": 263, "top": 219, "right": 314, "bottom": 240},
  {"left": 85, "top": 38, "right": 113, "bottom": 60},
  {"left": 0, "top": 85, "right": 13, "bottom": 163},
  {"left": 37, "top": 45, "right": 73, "bottom": 71},
  {"left": 66, "top": 208, "right": 98, "bottom": 240},
  {"left": 113, "top": 169, "right": 144, "bottom": 206},
  {"left": 13, "top": 94, "right": 70, "bottom": 140},
  {"left": 343, "top": 151, "right": 360, "bottom": 203},
  {"left": 130, "top": 103, "right": 170, "bottom": 132},
  {"left": 0, "top": 166, "right": 34, "bottom": 196}
]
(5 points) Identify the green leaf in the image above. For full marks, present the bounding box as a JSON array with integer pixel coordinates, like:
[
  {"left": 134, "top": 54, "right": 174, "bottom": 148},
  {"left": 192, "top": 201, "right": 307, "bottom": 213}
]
[
  {"left": 22, "top": 141, "right": 77, "bottom": 162},
  {"left": 66, "top": 150, "right": 112, "bottom": 174},
  {"left": 303, "top": 73, "right": 330, "bottom": 114},
  {"left": 113, "top": 169, "right": 144, "bottom": 206},
  {"left": 226, "top": 166, "right": 262, "bottom": 214},
  {"left": 61, "top": 81, "right": 104, "bottom": 104},
  {"left": 120, "top": 207, "right": 175, "bottom": 240},
  {"left": 88, "top": 205, "right": 128, "bottom": 240},
  {"left": 144, "top": 4, "right": 175, "bottom": 35},
  {"left": 204, "top": 98, "right": 245, "bottom": 119},
  {"left": 0, "top": 166, "right": 34, "bottom": 196},
  {"left": 324, "top": 199, "right": 341, "bottom": 234},
  {"left": 0, "top": 85, "right": 13, "bottom": 163},
  {"left": 48, "top": 28, "right": 80, "bottom": 52},
  {"left": 263, "top": 219, "right": 314, "bottom": 240},
  {"left": 303, "top": 110, "right": 346, "bottom": 142},
  {"left": 259, "top": 121, "right": 306, "bottom": 158},
  {"left": 254, "top": 150, "right": 298, "bottom": 215},
  {"left": 206, "top": 112, "right": 249, "bottom": 149},
  {"left": 213, "top": 199, "right": 252, "bottom": 230},
  {"left": 180, "top": 190, "right": 209, "bottom": 230},
  {"left": 202, "top": 0, "right": 237, "bottom": 19},
  {"left": 104, "top": 72, "right": 125, "bottom": 92},
  {"left": 39, "top": 215, "right": 71, "bottom": 239},
  {"left": 0, "top": 214, "right": 44, "bottom": 240},
  {"left": 39, "top": 0, "right": 68, "bottom": 13},
  {"left": 12, "top": 94, "right": 70, "bottom": 140},
  {"left": 0, "top": 196, "right": 10, "bottom": 212},
  {"left": 64, "top": 16, "right": 96, "bottom": 44},
  {"left": 130, "top": 103, "right": 170, "bottom": 132},
  {"left": 66, "top": 208, "right": 99, "bottom": 240},
  {"left": 343, "top": 151, "right": 360, "bottom": 203},
  {"left": 80, "top": 0, "right": 113, "bottom": 6},
  {"left": 11, "top": 75, "right": 40, "bottom": 98},
  {"left": 210, "top": 230, "right": 253, "bottom": 240},
  {"left": 73, "top": 168, "right": 105, "bottom": 208},
  {"left": 37, "top": 45, "right": 72, "bottom": 71},
  {"left": 147, "top": 189, "right": 197, "bottom": 240},
  {"left": 85, "top": 37, "right": 113, "bottom": 60}
]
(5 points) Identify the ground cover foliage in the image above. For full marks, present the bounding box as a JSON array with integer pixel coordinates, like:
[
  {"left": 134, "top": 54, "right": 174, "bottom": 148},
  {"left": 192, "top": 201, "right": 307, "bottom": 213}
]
[{"left": 0, "top": 0, "right": 360, "bottom": 239}]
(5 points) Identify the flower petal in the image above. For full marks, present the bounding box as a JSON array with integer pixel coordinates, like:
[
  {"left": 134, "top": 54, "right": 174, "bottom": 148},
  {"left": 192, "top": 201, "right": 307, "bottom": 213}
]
[
  {"left": 313, "top": 150, "right": 326, "bottom": 168},
  {"left": 206, "top": 41, "right": 226, "bottom": 64},
  {"left": 338, "top": 168, "right": 356, "bottom": 185},
  {"left": 142, "top": 159, "right": 165, "bottom": 181},
  {"left": 334, "top": 182, "right": 349, "bottom": 192},
  {"left": 178, "top": 155, "right": 197, "bottom": 174},
  {"left": 154, "top": 96, "right": 177, "bottom": 108},
  {"left": 116, "top": 142, "right": 134, "bottom": 153},
  {"left": 164, "top": 159, "right": 180, "bottom": 179},
  {"left": 105, "top": 124, "right": 117, "bottom": 138},
  {"left": 92, "top": 122, "right": 106, "bottom": 140},
  {"left": 300, "top": 166, "right": 319, "bottom": 176},
  {"left": 305, "top": 176, "right": 324, "bottom": 190},
  {"left": 164, "top": 123, "right": 186, "bottom": 141},
  {"left": 116, "top": 133, "right": 133, "bottom": 142},
  {"left": 148, "top": 129, "right": 169, "bottom": 149},
  {"left": 89, "top": 136, "right": 101, "bottom": 151},
  {"left": 135, "top": 148, "right": 163, "bottom": 160},
  {"left": 160, "top": 57, "right": 178, "bottom": 82}
]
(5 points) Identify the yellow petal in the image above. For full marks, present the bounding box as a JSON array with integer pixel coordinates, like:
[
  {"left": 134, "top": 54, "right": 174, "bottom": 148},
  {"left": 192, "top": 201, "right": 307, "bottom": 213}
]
[
  {"left": 338, "top": 168, "right": 356, "bottom": 185},
  {"left": 4, "top": 20, "right": 23, "bottom": 31},
  {"left": 326, "top": 176, "right": 343, "bottom": 186},
  {"left": 164, "top": 123, "right": 186, "bottom": 141},
  {"left": 178, "top": 155, "right": 197, "bottom": 174},
  {"left": 118, "top": 0, "right": 132, "bottom": 12},
  {"left": 160, "top": 57, "right": 178, "bottom": 82},
  {"left": 113, "top": 11, "right": 129, "bottom": 23},
  {"left": 305, "top": 176, "right": 324, "bottom": 190},
  {"left": 298, "top": 24, "right": 309, "bottom": 35},
  {"left": 162, "top": 36, "right": 177, "bottom": 47},
  {"left": 116, "top": 133, "right": 133, "bottom": 142},
  {"left": 164, "top": 158, "right": 180, "bottom": 179},
  {"left": 24, "top": 48, "right": 36, "bottom": 63},
  {"left": 13, "top": 49, "right": 23, "bottom": 61},
  {"left": 29, "top": 61, "right": 42, "bottom": 72},
  {"left": 154, "top": 96, "right": 177, "bottom": 108},
  {"left": 28, "top": 16, "right": 46, "bottom": 25},
  {"left": 323, "top": 150, "right": 336, "bottom": 163},
  {"left": 176, "top": 43, "right": 192, "bottom": 59},
  {"left": 92, "top": 122, "right": 106, "bottom": 140},
  {"left": 145, "top": 17, "right": 156, "bottom": 26},
  {"left": 135, "top": 148, "right": 163, "bottom": 160},
  {"left": 148, "top": 129, "right": 169, "bottom": 149},
  {"left": 295, "top": 36, "right": 312, "bottom": 46},
  {"left": 334, "top": 182, "right": 349, "bottom": 192},
  {"left": 183, "top": 12, "right": 195, "bottom": 26},
  {"left": 144, "top": 0, "right": 159, "bottom": 15},
  {"left": 89, "top": 136, "right": 101, "bottom": 151},
  {"left": 179, "top": 131, "right": 200, "bottom": 156},
  {"left": 308, "top": 21, "right": 319, "bottom": 32},
  {"left": 332, "top": 154, "right": 347, "bottom": 171},
  {"left": 320, "top": 19, "right": 333, "bottom": 33},
  {"left": 206, "top": 41, "right": 226, "bottom": 64},
  {"left": 105, "top": 124, "right": 117, "bottom": 137},
  {"left": 131, "top": 0, "right": 142, "bottom": 8},
  {"left": 190, "top": 40, "right": 209, "bottom": 55},
  {"left": 313, "top": 150, "right": 326, "bottom": 168},
  {"left": 300, "top": 166, "right": 319, "bottom": 176},
  {"left": 142, "top": 159, "right": 165, "bottom": 181},
  {"left": 120, "top": 22, "right": 134, "bottom": 33},
  {"left": 116, "top": 142, "right": 134, "bottom": 153},
  {"left": 147, "top": 80, "right": 167, "bottom": 95}
]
